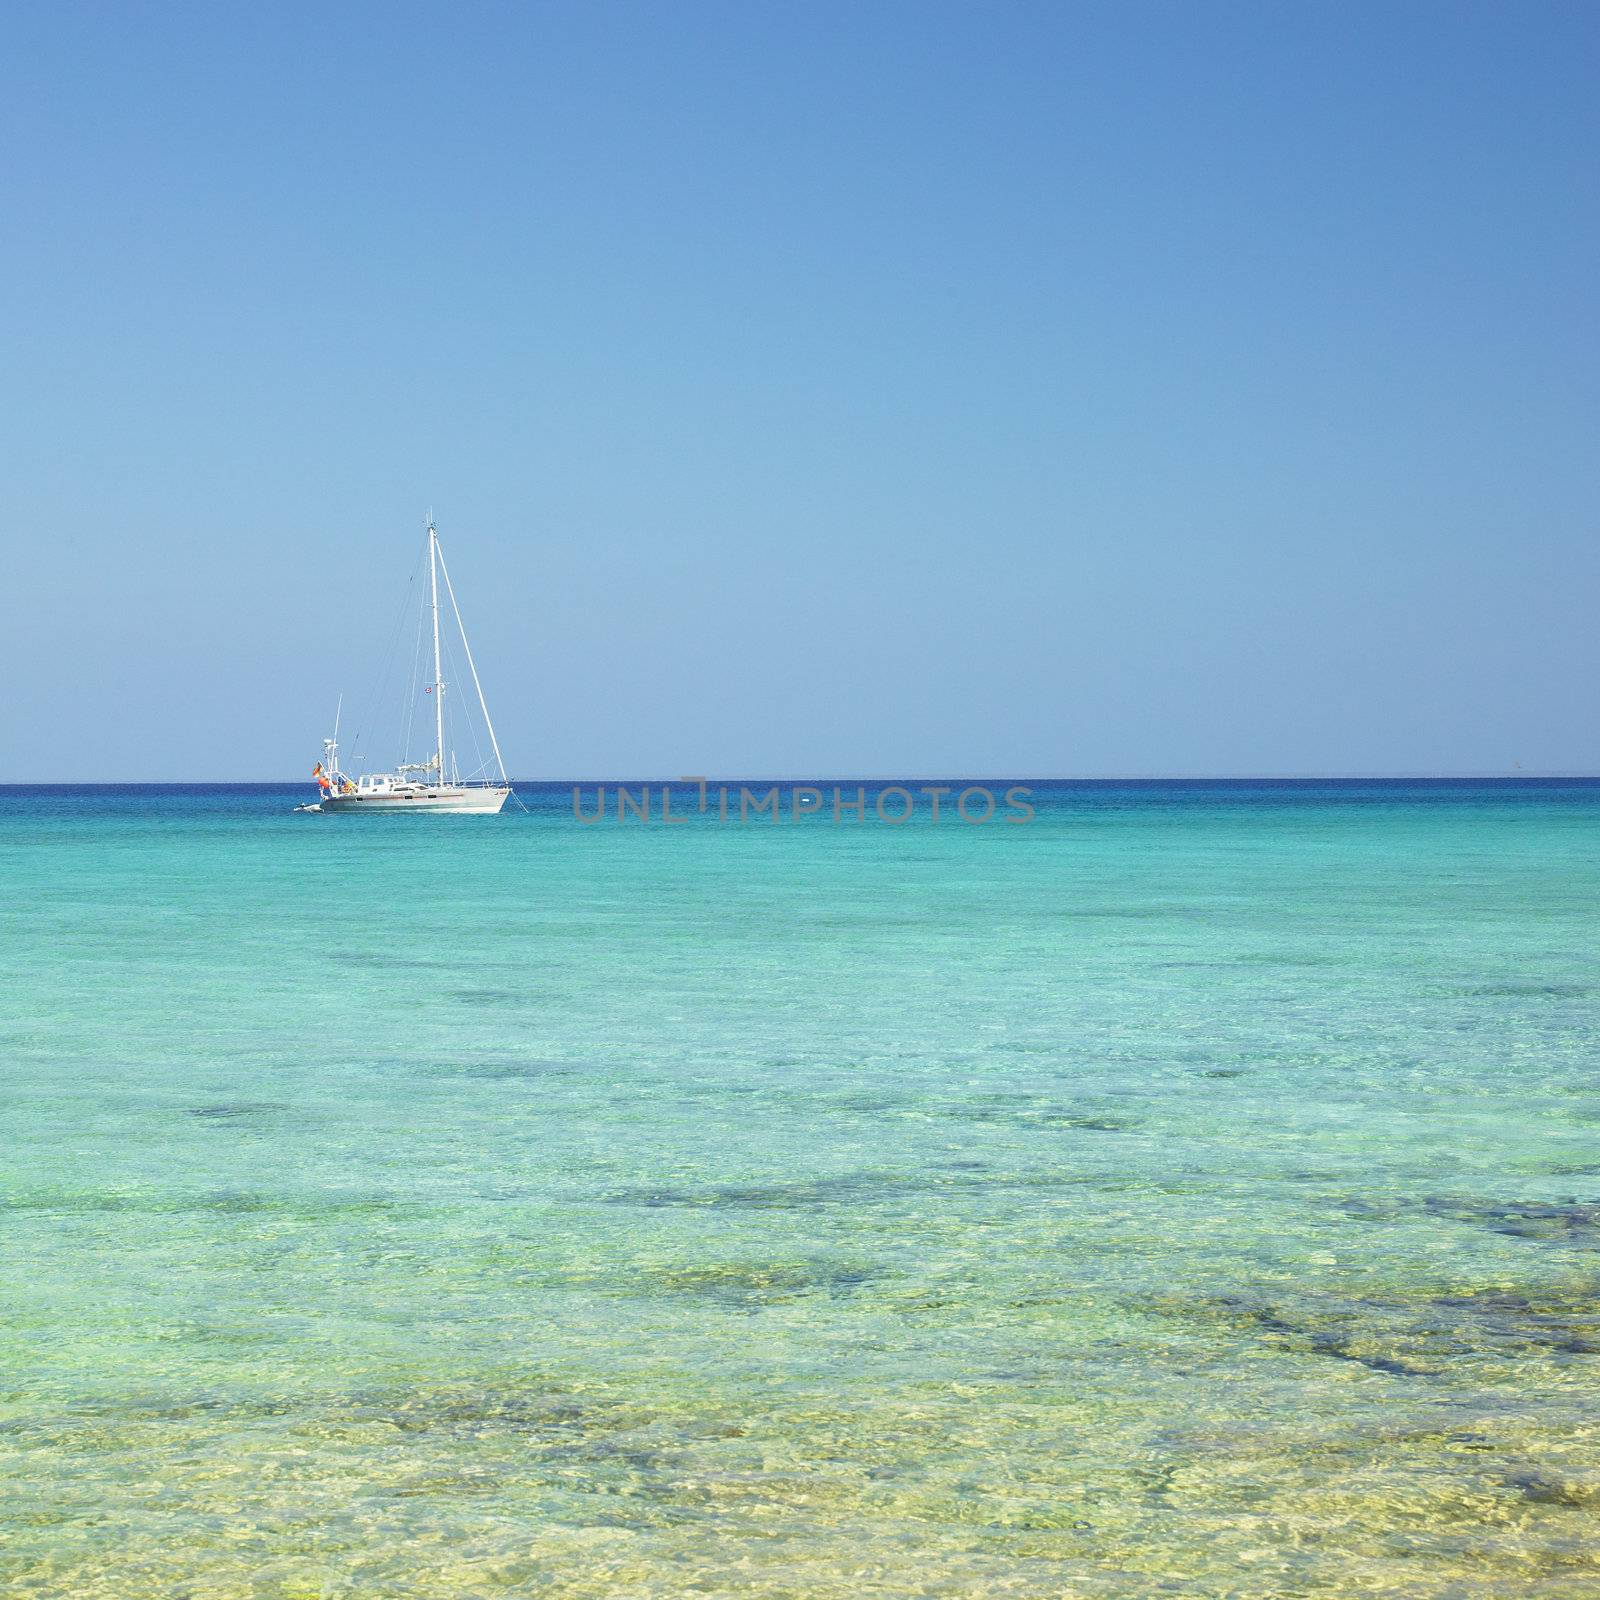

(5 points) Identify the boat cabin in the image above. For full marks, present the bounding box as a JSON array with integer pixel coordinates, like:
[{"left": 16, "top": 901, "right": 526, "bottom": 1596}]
[{"left": 356, "top": 774, "right": 415, "bottom": 796}]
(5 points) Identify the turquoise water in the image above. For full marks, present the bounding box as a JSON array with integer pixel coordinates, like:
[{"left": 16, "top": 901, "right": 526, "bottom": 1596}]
[{"left": 3, "top": 780, "right": 1598, "bottom": 1598}]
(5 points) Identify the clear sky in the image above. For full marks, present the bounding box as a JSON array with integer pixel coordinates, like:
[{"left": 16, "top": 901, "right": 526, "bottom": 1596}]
[{"left": 5, "top": 0, "right": 1597, "bottom": 780}]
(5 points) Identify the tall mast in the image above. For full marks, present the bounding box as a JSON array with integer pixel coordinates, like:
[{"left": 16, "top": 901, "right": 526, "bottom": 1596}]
[{"left": 428, "top": 518, "right": 445, "bottom": 779}]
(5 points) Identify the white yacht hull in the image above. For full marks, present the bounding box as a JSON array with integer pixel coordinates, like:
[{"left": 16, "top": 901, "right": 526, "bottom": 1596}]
[{"left": 319, "top": 786, "right": 510, "bottom": 815}]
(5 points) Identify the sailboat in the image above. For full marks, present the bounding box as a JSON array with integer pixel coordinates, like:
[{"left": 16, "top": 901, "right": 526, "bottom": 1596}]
[{"left": 304, "top": 518, "right": 512, "bottom": 815}]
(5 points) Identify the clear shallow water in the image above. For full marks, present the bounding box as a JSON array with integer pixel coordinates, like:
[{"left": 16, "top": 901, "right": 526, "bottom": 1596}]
[{"left": 2, "top": 779, "right": 1598, "bottom": 1598}]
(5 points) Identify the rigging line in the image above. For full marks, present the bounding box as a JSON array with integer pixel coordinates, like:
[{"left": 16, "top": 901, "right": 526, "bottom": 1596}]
[
  {"left": 439, "top": 607, "right": 490, "bottom": 782},
  {"left": 461, "top": 642, "right": 491, "bottom": 780},
  {"left": 435, "top": 536, "right": 510, "bottom": 784},
  {"left": 347, "top": 535, "right": 424, "bottom": 770},
  {"left": 442, "top": 571, "right": 494, "bottom": 785},
  {"left": 440, "top": 621, "right": 490, "bottom": 782}
]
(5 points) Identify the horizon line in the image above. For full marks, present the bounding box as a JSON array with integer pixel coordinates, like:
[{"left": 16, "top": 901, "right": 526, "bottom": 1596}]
[{"left": 3, "top": 771, "right": 1597, "bottom": 787}]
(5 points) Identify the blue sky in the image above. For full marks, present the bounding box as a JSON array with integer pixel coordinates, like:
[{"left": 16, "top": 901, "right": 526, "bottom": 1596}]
[{"left": 6, "top": 0, "right": 1597, "bottom": 779}]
